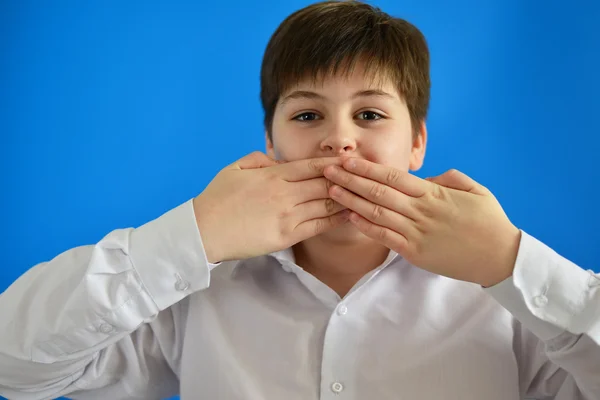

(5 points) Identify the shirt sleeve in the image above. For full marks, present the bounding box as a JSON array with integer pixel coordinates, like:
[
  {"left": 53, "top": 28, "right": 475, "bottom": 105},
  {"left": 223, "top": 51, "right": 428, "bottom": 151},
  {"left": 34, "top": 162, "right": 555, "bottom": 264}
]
[
  {"left": 0, "top": 199, "right": 216, "bottom": 400},
  {"left": 484, "top": 230, "right": 600, "bottom": 399}
]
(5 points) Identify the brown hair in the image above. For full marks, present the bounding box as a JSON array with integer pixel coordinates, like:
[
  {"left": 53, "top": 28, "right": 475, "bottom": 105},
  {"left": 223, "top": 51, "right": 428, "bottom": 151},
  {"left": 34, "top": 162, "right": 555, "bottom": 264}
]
[{"left": 260, "top": 0, "right": 430, "bottom": 140}]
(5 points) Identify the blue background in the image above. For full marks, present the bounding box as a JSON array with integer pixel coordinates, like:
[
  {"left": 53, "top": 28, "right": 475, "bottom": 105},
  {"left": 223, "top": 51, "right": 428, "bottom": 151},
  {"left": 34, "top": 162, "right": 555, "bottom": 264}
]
[{"left": 1, "top": 0, "right": 598, "bottom": 399}]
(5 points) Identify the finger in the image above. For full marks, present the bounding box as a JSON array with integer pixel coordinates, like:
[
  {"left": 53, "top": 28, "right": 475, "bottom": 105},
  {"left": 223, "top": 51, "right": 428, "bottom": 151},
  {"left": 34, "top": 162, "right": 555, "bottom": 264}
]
[
  {"left": 289, "top": 177, "right": 333, "bottom": 204},
  {"left": 277, "top": 157, "right": 344, "bottom": 182},
  {"left": 323, "top": 165, "right": 417, "bottom": 221},
  {"left": 426, "top": 169, "right": 489, "bottom": 195},
  {"left": 340, "top": 158, "right": 428, "bottom": 197},
  {"left": 347, "top": 212, "right": 409, "bottom": 255},
  {"left": 230, "top": 151, "right": 280, "bottom": 170},
  {"left": 293, "top": 209, "right": 350, "bottom": 241},
  {"left": 329, "top": 184, "right": 416, "bottom": 236},
  {"left": 293, "top": 198, "right": 346, "bottom": 221}
]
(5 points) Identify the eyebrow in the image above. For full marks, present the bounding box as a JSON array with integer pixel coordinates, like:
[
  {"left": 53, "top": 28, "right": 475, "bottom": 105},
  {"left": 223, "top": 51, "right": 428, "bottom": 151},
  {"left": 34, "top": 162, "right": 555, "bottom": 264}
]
[{"left": 280, "top": 89, "right": 395, "bottom": 106}]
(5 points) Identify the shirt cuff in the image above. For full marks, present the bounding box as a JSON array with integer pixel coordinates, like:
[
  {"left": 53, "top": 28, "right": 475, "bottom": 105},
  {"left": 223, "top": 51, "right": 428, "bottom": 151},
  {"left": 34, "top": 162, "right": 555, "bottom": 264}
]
[
  {"left": 484, "top": 230, "right": 596, "bottom": 341},
  {"left": 128, "top": 199, "right": 216, "bottom": 311}
]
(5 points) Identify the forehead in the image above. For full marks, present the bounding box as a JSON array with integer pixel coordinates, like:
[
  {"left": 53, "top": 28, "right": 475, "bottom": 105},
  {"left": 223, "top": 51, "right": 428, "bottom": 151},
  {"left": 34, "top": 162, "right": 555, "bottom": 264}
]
[{"left": 280, "top": 61, "right": 398, "bottom": 96}]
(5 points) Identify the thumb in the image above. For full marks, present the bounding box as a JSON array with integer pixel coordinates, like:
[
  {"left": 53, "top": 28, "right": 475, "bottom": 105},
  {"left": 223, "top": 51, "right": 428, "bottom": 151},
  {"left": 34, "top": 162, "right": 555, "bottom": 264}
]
[
  {"left": 425, "top": 169, "right": 489, "bottom": 195},
  {"left": 229, "top": 151, "right": 282, "bottom": 170}
]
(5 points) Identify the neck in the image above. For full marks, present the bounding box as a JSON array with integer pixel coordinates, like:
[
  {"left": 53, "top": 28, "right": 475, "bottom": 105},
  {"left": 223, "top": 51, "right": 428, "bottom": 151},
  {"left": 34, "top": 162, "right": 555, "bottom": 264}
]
[{"left": 293, "top": 230, "right": 390, "bottom": 298}]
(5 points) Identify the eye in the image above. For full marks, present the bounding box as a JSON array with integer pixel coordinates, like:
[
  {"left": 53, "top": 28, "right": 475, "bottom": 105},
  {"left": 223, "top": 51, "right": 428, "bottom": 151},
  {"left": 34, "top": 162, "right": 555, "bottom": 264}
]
[
  {"left": 356, "top": 111, "right": 383, "bottom": 121},
  {"left": 292, "top": 112, "right": 322, "bottom": 122}
]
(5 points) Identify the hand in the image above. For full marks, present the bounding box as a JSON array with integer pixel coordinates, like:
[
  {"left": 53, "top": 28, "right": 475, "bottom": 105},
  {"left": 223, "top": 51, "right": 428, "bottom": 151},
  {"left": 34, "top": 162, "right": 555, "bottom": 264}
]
[
  {"left": 324, "top": 159, "right": 521, "bottom": 287},
  {"left": 194, "top": 152, "right": 349, "bottom": 263}
]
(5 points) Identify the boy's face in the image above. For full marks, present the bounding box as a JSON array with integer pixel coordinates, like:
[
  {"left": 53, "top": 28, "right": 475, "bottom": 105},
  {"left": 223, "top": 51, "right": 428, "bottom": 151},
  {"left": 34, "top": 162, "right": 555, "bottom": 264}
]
[{"left": 267, "top": 63, "right": 427, "bottom": 241}]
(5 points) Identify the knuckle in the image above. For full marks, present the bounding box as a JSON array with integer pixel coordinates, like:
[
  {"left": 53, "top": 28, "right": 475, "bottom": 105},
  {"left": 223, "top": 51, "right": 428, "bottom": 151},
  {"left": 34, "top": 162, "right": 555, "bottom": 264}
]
[
  {"left": 420, "top": 184, "right": 442, "bottom": 202},
  {"left": 369, "top": 183, "right": 386, "bottom": 199},
  {"left": 431, "top": 185, "right": 447, "bottom": 201},
  {"left": 313, "top": 218, "right": 327, "bottom": 235},
  {"left": 386, "top": 168, "right": 401, "bottom": 186},
  {"left": 250, "top": 151, "right": 266, "bottom": 162},
  {"left": 308, "top": 158, "right": 325, "bottom": 173},
  {"left": 376, "top": 226, "right": 387, "bottom": 241},
  {"left": 328, "top": 167, "right": 350, "bottom": 185},
  {"left": 413, "top": 238, "right": 426, "bottom": 256},
  {"left": 448, "top": 168, "right": 460, "bottom": 176},
  {"left": 276, "top": 205, "right": 292, "bottom": 220},
  {"left": 341, "top": 170, "right": 352, "bottom": 185},
  {"left": 277, "top": 218, "right": 293, "bottom": 237},
  {"left": 412, "top": 197, "right": 435, "bottom": 219},
  {"left": 371, "top": 204, "right": 384, "bottom": 221},
  {"left": 325, "top": 198, "right": 335, "bottom": 213}
]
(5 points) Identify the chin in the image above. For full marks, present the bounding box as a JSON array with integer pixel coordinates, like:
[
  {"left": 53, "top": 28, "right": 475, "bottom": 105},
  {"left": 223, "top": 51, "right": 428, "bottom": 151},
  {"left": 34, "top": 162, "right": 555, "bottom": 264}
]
[{"left": 318, "top": 220, "right": 367, "bottom": 243}]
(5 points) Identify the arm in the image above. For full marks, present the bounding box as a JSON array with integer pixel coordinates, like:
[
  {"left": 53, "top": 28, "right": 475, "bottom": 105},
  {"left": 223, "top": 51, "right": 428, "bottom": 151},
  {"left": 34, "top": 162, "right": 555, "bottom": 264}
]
[
  {"left": 0, "top": 153, "right": 347, "bottom": 399},
  {"left": 485, "top": 231, "right": 600, "bottom": 399},
  {"left": 323, "top": 160, "right": 600, "bottom": 398},
  {"left": 0, "top": 200, "right": 212, "bottom": 400}
]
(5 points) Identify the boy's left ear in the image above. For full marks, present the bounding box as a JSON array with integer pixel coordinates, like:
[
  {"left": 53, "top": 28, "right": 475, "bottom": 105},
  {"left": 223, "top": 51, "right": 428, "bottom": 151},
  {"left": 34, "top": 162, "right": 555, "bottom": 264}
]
[{"left": 409, "top": 120, "right": 428, "bottom": 171}]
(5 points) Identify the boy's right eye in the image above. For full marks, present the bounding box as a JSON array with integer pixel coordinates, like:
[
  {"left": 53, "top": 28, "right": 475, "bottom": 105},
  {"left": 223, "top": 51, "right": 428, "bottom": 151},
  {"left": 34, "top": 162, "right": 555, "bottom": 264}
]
[{"left": 292, "top": 112, "right": 321, "bottom": 122}]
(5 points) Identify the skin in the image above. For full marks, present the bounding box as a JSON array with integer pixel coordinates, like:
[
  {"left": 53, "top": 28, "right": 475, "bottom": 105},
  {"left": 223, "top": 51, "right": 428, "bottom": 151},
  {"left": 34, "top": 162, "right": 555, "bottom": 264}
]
[
  {"left": 195, "top": 62, "right": 521, "bottom": 297},
  {"left": 267, "top": 64, "right": 427, "bottom": 296}
]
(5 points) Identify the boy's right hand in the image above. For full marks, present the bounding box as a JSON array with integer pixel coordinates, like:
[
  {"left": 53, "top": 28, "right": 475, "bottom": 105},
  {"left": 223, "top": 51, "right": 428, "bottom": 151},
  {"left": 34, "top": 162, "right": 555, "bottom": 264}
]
[{"left": 193, "top": 152, "right": 349, "bottom": 263}]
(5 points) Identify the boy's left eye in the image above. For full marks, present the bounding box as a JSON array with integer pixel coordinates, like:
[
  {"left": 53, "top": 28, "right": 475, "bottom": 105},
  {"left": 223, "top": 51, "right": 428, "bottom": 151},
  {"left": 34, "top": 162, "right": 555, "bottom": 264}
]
[{"left": 356, "top": 111, "right": 383, "bottom": 121}]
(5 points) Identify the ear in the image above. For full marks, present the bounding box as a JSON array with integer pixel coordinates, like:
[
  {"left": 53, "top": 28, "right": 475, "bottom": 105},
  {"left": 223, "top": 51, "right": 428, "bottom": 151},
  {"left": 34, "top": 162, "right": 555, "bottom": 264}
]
[
  {"left": 265, "top": 131, "right": 276, "bottom": 159},
  {"left": 409, "top": 120, "right": 428, "bottom": 171}
]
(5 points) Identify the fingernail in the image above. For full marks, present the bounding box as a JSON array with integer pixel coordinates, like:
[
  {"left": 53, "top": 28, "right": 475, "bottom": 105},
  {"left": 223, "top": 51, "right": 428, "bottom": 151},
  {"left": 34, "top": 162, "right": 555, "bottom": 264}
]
[{"left": 345, "top": 159, "right": 357, "bottom": 170}]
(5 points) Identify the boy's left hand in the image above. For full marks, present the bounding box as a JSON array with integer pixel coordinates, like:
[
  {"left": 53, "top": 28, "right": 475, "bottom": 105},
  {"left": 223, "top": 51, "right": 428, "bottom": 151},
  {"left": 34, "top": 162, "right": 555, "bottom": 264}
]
[{"left": 324, "top": 158, "right": 522, "bottom": 288}]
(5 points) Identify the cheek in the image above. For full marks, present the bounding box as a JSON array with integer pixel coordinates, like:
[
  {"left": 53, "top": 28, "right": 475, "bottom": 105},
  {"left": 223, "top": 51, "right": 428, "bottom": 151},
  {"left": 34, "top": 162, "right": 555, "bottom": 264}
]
[
  {"left": 270, "top": 117, "right": 307, "bottom": 161},
  {"left": 270, "top": 131, "right": 315, "bottom": 162},
  {"left": 359, "top": 129, "right": 414, "bottom": 170}
]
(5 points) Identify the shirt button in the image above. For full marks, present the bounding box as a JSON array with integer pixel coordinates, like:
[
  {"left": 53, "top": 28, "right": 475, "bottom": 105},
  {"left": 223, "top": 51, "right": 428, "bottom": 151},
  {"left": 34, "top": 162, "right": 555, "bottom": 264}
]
[
  {"left": 175, "top": 279, "right": 190, "bottom": 291},
  {"left": 99, "top": 323, "right": 113, "bottom": 334},
  {"left": 533, "top": 295, "right": 548, "bottom": 307},
  {"left": 337, "top": 305, "right": 348, "bottom": 315},
  {"left": 588, "top": 273, "right": 600, "bottom": 287},
  {"left": 331, "top": 381, "right": 344, "bottom": 393}
]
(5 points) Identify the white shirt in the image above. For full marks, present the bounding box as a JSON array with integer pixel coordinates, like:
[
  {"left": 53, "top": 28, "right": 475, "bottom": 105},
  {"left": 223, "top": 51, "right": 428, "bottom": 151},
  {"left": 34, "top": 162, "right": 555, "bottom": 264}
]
[{"left": 0, "top": 200, "right": 599, "bottom": 400}]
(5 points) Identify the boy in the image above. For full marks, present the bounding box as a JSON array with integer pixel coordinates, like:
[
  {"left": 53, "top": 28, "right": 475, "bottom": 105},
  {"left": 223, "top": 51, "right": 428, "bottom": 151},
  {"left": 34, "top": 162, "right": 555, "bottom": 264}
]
[{"left": 1, "top": 1, "right": 598, "bottom": 399}]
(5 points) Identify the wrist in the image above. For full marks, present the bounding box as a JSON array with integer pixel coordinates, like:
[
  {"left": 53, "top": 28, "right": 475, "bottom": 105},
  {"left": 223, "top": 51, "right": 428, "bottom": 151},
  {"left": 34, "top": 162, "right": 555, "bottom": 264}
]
[
  {"left": 193, "top": 195, "right": 225, "bottom": 264},
  {"left": 480, "top": 224, "right": 521, "bottom": 288}
]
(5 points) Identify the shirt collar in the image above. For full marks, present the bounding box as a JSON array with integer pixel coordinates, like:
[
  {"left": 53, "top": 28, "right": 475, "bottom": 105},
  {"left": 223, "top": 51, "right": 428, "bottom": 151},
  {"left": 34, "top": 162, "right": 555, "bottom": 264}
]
[{"left": 230, "top": 247, "right": 401, "bottom": 277}]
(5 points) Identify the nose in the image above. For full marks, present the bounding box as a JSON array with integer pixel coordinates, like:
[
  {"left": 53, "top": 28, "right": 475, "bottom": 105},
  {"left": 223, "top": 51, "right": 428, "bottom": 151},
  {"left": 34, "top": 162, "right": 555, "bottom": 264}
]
[{"left": 320, "top": 122, "right": 357, "bottom": 155}]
